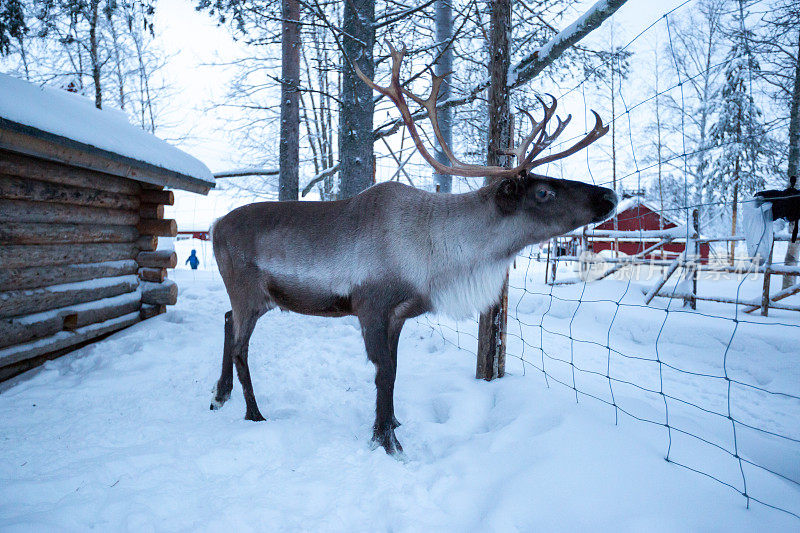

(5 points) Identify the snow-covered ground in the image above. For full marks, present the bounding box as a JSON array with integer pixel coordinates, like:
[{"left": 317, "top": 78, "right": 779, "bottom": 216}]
[{"left": 1, "top": 267, "right": 799, "bottom": 531}]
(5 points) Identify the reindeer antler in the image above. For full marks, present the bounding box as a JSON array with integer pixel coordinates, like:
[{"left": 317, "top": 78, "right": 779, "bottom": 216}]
[{"left": 354, "top": 43, "right": 609, "bottom": 178}]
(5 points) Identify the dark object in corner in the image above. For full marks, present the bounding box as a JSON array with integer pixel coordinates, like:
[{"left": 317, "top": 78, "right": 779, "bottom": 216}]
[{"left": 756, "top": 176, "right": 800, "bottom": 242}]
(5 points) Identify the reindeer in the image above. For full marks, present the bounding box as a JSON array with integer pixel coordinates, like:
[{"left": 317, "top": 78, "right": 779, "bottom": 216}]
[{"left": 210, "top": 44, "right": 617, "bottom": 455}]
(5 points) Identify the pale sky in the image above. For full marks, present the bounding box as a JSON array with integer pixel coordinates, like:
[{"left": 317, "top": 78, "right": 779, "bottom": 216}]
[{"left": 156, "top": 0, "right": 692, "bottom": 230}]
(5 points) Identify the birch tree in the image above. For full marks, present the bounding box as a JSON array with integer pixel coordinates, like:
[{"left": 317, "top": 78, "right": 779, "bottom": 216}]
[
  {"left": 659, "top": 0, "right": 725, "bottom": 229},
  {"left": 433, "top": 0, "right": 453, "bottom": 194}
]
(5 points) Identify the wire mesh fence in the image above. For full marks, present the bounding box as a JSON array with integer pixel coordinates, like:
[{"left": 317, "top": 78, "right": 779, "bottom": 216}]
[
  {"left": 421, "top": 245, "right": 800, "bottom": 519},
  {"left": 419, "top": 0, "right": 800, "bottom": 521}
]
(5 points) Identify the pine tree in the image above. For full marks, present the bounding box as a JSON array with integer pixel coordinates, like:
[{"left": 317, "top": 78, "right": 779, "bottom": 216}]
[
  {"left": 710, "top": 12, "right": 767, "bottom": 261},
  {"left": 0, "top": 0, "right": 25, "bottom": 56}
]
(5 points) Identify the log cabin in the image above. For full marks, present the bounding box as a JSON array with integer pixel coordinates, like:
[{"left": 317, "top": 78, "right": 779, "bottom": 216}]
[{"left": 0, "top": 74, "right": 215, "bottom": 381}]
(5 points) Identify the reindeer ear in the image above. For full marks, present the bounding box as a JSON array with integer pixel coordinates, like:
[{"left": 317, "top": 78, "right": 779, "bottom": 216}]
[{"left": 495, "top": 178, "right": 522, "bottom": 215}]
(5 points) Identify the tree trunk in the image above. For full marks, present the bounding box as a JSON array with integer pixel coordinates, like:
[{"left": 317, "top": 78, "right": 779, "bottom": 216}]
[
  {"left": 109, "top": 17, "right": 126, "bottom": 110},
  {"left": 730, "top": 161, "right": 739, "bottom": 265},
  {"left": 654, "top": 49, "right": 664, "bottom": 228},
  {"left": 89, "top": 0, "right": 102, "bottom": 109},
  {"left": 433, "top": 0, "right": 454, "bottom": 194},
  {"left": 279, "top": 0, "right": 301, "bottom": 201},
  {"left": 782, "top": 32, "right": 800, "bottom": 289},
  {"left": 477, "top": 0, "right": 512, "bottom": 382},
  {"left": 610, "top": 38, "right": 617, "bottom": 193},
  {"left": 338, "top": 0, "right": 375, "bottom": 199}
]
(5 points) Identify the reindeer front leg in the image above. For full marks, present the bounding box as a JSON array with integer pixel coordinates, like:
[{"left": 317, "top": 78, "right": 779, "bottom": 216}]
[{"left": 359, "top": 313, "right": 402, "bottom": 455}]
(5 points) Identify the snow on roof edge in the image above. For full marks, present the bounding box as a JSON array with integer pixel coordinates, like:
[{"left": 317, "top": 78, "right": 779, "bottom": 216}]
[{"left": 0, "top": 74, "right": 214, "bottom": 191}]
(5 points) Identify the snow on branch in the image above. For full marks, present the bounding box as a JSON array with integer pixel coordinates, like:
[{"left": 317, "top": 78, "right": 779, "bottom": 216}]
[
  {"left": 301, "top": 164, "right": 340, "bottom": 197},
  {"left": 509, "top": 0, "right": 628, "bottom": 89},
  {"left": 373, "top": 0, "right": 627, "bottom": 140},
  {"left": 214, "top": 168, "right": 279, "bottom": 179}
]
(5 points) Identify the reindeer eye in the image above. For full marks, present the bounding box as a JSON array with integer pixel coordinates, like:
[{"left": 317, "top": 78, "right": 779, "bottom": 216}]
[{"left": 535, "top": 188, "right": 554, "bottom": 201}]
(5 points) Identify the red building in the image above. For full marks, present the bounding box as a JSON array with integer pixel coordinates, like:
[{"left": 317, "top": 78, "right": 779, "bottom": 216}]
[{"left": 589, "top": 197, "right": 710, "bottom": 261}]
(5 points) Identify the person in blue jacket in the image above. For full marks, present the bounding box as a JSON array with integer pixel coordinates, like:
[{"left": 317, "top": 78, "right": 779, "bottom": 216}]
[{"left": 186, "top": 249, "right": 200, "bottom": 270}]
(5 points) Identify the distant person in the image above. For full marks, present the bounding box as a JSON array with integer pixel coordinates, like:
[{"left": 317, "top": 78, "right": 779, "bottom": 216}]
[{"left": 186, "top": 249, "right": 200, "bottom": 270}]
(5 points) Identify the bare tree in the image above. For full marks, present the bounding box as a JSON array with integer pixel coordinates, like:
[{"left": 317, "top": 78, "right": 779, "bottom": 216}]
[
  {"left": 476, "top": 0, "right": 511, "bottom": 381},
  {"left": 433, "top": 0, "right": 453, "bottom": 193},
  {"left": 338, "top": 0, "right": 375, "bottom": 199},
  {"left": 747, "top": 0, "right": 800, "bottom": 287},
  {"left": 660, "top": 0, "right": 726, "bottom": 230},
  {"left": 279, "top": 0, "right": 300, "bottom": 201},
  {"left": 784, "top": 33, "right": 799, "bottom": 288},
  {"left": 2, "top": 0, "right": 165, "bottom": 125}
]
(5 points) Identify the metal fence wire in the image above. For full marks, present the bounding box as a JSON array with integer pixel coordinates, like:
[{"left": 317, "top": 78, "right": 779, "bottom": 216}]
[{"left": 419, "top": 0, "right": 800, "bottom": 521}]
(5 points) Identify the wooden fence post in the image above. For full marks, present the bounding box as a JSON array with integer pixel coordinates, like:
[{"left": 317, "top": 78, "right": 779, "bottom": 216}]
[
  {"left": 761, "top": 245, "right": 774, "bottom": 317},
  {"left": 683, "top": 209, "right": 699, "bottom": 309},
  {"left": 544, "top": 241, "right": 552, "bottom": 284}
]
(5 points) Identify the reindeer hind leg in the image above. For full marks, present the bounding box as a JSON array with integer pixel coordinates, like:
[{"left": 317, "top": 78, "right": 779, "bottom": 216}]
[
  {"left": 210, "top": 310, "right": 235, "bottom": 410},
  {"left": 231, "top": 303, "right": 269, "bottom": 422}
]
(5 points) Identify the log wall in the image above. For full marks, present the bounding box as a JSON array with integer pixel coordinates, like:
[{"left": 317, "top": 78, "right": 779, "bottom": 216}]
[{"left": 0, "top": 149, "right": 180, "bottom": 381}]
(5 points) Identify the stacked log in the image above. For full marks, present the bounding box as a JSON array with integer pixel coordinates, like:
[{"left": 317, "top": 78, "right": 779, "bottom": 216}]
[
  {"left": 134, "top": 184, "right": 177, "bottom": 320},
  {"left": 0, "top": 151, "right": 146, "bottom": 378}
]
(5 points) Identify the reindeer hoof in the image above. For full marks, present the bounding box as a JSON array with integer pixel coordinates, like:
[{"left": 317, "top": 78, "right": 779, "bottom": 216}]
[
  {"left": 245, "top": 410, "right": 266, "bottom": 422},
  {"left": 372, "top": 428, "right": 403, "bottom": 456},
  {"left": 209, "top": 397, "right": 227, "bottom": 411},
  {"left": 210, "top": 384, "right": 230, "bottom": 411}
]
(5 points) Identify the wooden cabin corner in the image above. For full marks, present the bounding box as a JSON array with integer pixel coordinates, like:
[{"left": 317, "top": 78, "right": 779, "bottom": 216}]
[{"left": 0, "top": 82, "right": 214, "bottom": 381}]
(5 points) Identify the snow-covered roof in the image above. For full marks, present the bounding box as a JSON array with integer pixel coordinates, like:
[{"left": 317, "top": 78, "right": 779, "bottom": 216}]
[
  {"left": 610, "top": 196, "right": 683, "bottom": 227},
  {"left": 0, "top": 74, "right": 214, "bottom": 194}
]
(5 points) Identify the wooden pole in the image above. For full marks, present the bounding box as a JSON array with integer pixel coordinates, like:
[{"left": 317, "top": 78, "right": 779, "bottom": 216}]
[
  {"left": 744, "top": 281, "right": 800, "bottom": 314},
  {"left": 594, "top": 238, "right": 674, "bottom": 281},
  {"left": 651, "top": 290, "right": 800, "bottom": 311},
  {"left": 682, "top": 209, "right": 699, "bottom": 309},
  {"left": 645, "top": 252, "right": 684, "bottom": 305},
  {"left": 544, "top": 242, "right": 552, "bottom": 284},
  {"left": 761, "top": 245, "right": 774, "bottom": 316}
]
